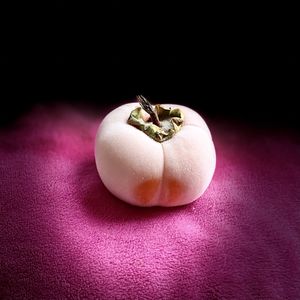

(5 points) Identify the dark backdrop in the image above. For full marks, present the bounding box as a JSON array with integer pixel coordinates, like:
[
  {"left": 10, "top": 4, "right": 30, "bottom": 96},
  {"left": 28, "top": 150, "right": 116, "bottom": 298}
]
[{"left": 0, "top": 2, "right": 298, "bottom": 129}]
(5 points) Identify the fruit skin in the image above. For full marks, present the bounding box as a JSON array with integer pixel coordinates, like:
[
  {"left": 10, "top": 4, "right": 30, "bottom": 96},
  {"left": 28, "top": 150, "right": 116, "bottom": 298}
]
[{"left": 95, "top": 103, "right": 216, "bottom": 207}]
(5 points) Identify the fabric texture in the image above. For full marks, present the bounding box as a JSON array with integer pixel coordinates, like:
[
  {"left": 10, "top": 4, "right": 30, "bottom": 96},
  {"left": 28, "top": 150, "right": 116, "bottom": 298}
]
[{"left": 1, "top": 104, "right": 300, "bottom": 299}]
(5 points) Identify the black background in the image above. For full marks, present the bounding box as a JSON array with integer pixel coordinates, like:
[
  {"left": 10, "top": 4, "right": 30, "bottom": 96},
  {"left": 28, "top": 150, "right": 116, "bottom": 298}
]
[{"left": 0, "top": 2, "right": 298, "bottom": 129}]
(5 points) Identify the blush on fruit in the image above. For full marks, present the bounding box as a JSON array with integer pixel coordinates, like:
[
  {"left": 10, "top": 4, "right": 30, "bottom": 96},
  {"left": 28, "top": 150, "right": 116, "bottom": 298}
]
[{"left": 95, "top": 96, "right": 216, "bottom": 207}]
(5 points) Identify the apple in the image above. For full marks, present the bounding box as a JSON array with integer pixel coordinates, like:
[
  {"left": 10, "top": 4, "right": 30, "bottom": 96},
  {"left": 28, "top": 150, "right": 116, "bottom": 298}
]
[{"left": 95, "top": 96, "right": 216, "bottom": 207}]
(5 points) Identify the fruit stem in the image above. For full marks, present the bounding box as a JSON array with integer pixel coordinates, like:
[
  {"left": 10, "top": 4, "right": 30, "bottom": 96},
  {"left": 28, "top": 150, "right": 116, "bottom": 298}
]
[{"left": 137, "top": 95, "right": 161, "bottom": 127}]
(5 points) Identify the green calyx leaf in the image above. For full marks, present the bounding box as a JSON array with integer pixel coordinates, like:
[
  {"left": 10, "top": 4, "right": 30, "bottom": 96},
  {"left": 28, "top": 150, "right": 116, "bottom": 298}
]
[{"left": 127, "top": 104, "right": 184, "bottom": 142}]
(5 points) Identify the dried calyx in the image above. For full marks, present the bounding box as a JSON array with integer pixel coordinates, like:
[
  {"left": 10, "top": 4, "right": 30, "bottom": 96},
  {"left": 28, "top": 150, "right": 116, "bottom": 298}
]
[{"left": 127, "top": 95, "right": 184, "bottom": 142}]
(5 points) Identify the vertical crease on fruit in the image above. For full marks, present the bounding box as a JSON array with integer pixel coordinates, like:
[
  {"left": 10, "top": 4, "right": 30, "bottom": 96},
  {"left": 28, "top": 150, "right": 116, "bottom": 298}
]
[
  {"left": 158, "top": 142, "right": 166, "bottom": 205},
  {"left": 159, "top": 143, "right": 185, "bottom": 205}
]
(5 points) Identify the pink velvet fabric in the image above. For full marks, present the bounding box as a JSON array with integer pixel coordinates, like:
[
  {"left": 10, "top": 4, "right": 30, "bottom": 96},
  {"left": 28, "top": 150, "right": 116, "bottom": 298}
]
[{"left": 1, "top": 104, "right": 300, "bottom": 299}]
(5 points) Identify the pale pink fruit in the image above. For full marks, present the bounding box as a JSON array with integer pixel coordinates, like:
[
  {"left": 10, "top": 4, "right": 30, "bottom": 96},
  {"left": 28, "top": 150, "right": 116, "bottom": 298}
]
[{"left": 95, "top": 102, "right": 216, "bottom": 207}]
